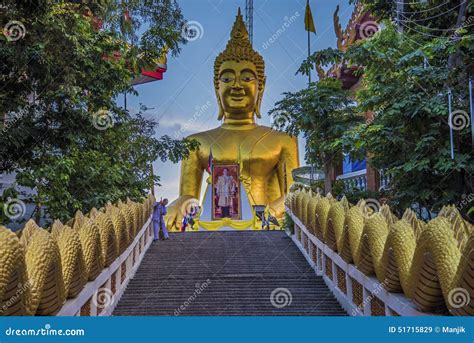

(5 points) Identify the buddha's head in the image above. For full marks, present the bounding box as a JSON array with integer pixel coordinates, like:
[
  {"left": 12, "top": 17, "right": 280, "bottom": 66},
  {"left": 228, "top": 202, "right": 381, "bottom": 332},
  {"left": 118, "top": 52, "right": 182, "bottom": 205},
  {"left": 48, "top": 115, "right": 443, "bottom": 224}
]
[{"left": 214, "top": 8, "right": 266, "bottom": 121}]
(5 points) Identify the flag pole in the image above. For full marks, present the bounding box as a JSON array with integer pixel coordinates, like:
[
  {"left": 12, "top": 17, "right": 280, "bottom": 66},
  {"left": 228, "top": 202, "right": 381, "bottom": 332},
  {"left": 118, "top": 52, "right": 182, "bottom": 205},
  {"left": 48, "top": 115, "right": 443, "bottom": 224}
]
[
  {"left": 307, "top": 0, "right": 311, "bottom": 86},
  {"left": 308, "top": 25, "right": 311, "bottom": 86},
  {"left": 469, "top": 76, "right": 473, "bottom": 147},
  {"left": 448, "top": 88, "right": 455, "bottom": 160}
]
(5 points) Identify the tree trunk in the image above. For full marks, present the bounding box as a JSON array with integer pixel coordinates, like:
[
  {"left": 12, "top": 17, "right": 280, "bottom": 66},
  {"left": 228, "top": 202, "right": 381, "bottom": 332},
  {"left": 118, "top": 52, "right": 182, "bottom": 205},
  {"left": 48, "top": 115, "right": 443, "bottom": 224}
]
[
  {"left": 447, "top": 0, "right": 468, "bottom": 69},
  {"left": 324, "top": 161, "right": 333, "bottom": 195}
]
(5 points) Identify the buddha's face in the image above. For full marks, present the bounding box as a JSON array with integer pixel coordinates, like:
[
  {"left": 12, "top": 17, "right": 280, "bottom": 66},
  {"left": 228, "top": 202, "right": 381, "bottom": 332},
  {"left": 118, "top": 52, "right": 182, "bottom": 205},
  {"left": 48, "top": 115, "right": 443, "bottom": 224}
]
[{"left": 217, "top": 60, "right": 259, "bottom": 120}]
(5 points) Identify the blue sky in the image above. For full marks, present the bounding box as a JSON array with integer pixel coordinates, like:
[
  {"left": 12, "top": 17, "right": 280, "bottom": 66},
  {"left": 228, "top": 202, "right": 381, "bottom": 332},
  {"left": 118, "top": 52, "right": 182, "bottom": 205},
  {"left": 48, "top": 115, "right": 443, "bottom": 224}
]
[{"left": 126, "top": 0, "right": 353, "bottom": 201}]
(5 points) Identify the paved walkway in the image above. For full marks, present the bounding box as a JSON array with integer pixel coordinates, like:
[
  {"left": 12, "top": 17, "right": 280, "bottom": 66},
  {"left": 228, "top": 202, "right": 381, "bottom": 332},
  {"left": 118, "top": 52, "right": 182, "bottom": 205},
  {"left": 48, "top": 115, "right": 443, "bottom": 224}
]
[{"left": 113, "top": 231, "right": 346, "bottom": 316}]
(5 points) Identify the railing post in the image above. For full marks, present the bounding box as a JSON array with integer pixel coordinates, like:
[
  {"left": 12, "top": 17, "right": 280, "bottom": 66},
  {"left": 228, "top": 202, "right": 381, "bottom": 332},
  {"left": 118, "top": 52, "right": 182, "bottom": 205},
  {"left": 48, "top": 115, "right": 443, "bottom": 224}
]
[{"left": 366, "top": 165, "right": 379, "bottom": 192}]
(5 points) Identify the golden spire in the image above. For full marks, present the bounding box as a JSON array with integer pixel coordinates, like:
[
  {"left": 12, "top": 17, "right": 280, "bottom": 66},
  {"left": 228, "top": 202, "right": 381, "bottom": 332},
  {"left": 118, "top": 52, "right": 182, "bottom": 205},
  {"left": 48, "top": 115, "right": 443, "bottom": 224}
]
[
  {"left": 226, "top": 7, "right": 250, "bottom": 51},
  {"left": 215, "top": 7, "right": 261, "bottom": 64}
]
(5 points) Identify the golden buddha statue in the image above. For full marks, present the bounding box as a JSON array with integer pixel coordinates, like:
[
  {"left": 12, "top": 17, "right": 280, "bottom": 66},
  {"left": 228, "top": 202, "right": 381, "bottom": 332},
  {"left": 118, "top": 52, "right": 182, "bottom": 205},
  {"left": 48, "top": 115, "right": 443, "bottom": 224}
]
[{"left": 165, "top": 8, "right": 299, "bottom": 229}]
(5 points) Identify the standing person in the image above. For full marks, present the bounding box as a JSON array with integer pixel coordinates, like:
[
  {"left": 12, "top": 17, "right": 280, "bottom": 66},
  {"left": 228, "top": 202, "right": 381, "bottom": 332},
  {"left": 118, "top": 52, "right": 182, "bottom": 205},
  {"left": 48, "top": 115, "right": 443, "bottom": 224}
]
[
  {"left": 181, "top": 205, "right": 194, "bottom": 232},
  {"left": 181, "top": 212, "right": 189, "bottom": 232},
  {"left": 153, "top": 198, "right": 169, "bottom": 241}
]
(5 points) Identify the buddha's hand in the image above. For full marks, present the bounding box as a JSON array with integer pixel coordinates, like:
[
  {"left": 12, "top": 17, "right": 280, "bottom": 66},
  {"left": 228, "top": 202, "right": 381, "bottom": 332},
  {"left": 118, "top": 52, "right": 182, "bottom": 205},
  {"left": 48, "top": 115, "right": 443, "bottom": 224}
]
[
  {"left": 268, "top": 196, "right": 286, "bottom": 220},
  {"left": 164, "top": 195, "right": 198, "bottom": 231}
]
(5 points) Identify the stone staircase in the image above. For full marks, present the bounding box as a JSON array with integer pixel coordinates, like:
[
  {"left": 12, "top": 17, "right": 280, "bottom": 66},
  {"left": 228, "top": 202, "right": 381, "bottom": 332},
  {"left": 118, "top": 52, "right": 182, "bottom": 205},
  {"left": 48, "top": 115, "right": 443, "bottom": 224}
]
[{"left": 113, "top": 231, "right": 347, "bottom": 316}]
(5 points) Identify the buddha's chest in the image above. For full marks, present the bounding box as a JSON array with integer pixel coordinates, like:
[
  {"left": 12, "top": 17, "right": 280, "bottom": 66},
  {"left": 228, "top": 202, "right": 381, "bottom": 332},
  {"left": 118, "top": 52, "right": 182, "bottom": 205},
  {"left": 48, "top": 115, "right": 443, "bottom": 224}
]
[{"left": 198, "top": 130, "right": 281, "bottom": 176}]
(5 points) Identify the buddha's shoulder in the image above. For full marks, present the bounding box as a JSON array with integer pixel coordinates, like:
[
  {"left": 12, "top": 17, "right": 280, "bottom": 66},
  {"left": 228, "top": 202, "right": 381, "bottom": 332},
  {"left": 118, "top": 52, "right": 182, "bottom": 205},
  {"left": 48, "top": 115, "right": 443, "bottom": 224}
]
[
  {"left": 186, "top": 127, "right": 222, "bottom": 142},
  {"left": 257, "top": 125, "right": 297, "bottom": 143},
  {"left": 185, "top": 125, "right": 296, "bottom": 144}
]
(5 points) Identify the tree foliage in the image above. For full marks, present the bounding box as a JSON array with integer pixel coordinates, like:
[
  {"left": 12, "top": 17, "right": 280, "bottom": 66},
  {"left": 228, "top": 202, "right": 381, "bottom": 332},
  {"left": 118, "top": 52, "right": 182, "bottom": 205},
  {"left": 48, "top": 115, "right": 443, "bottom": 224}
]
[
  {"left": 270, "top": 78, "right": 361, "bottom": 193},
  {"left": 0, "top": 1, "right": 198, "bottom": 224},
  {"left": 344, "top": 21, "right": 472, "bottom": 213},
  {"left": 273, "top": 0, "right": 473, "bottom": 216}
]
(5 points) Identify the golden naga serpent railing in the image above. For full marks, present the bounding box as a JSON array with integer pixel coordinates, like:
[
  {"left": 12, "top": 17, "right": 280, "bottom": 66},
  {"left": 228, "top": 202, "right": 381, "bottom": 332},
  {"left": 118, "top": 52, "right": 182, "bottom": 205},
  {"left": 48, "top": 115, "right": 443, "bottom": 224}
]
[
  {"left": 0, "top": 194, "right": 155, "bottom": 316},
  {"left": 286, "top": 184, "right": 473, "bottom": 316}
]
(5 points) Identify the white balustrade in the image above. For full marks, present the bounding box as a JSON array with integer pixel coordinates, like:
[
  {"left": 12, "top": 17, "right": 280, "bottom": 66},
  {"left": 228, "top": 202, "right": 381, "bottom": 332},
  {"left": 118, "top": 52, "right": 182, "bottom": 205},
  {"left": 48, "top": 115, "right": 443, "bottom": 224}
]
[
  {"left": 336, "top": 169, "right": 368, "bottom": 191},
  {"left": 286, "top": 207, "right": 433, "bottom": 317},
  {"left": 56, "top": 216, "right": 154, "bottom": 316}
]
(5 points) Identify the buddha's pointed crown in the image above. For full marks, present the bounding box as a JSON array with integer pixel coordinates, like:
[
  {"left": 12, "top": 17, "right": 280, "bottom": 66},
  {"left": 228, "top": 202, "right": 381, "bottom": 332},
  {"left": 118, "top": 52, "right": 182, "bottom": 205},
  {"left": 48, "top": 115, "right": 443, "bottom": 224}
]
[
  {"left": 226, "top": 8, "right": 251, "bottom": 51},
  {"left": 214, "top": 8, "right": 265, "bottom": 90}
]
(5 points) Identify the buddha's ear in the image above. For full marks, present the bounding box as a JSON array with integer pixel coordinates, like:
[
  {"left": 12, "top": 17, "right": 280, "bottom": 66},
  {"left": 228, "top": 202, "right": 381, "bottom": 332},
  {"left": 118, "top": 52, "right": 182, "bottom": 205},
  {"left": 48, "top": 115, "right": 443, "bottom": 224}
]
[
  {"left": 217, "top": 91, "right": 225, "bottom": 120},
  {"left": 255, "top": 76, "right": 266, "bottom": 119}
]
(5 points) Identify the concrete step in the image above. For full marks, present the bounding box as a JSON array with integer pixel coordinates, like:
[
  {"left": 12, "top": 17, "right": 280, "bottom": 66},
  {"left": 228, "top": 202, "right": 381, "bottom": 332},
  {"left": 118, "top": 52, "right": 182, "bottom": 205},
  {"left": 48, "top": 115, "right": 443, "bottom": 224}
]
[{"left": 113, "top": 231, "right": 346, "bottom": 316}]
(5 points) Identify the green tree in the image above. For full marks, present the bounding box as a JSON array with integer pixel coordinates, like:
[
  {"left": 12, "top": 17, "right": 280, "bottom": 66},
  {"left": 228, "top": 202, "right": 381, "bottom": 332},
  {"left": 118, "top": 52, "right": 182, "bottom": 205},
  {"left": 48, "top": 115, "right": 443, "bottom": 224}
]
[
  {"left": 0, "top": 1, "right": 198, "bottom": 224},
  {"left": 270, "top": 78, "right": 360, "bottom": 193},
  {"left": 345, "top": 22, "right": 472, "bottom": 214},
  {"left": 298, "top": 0, "right": 473, "bottom": 216}
]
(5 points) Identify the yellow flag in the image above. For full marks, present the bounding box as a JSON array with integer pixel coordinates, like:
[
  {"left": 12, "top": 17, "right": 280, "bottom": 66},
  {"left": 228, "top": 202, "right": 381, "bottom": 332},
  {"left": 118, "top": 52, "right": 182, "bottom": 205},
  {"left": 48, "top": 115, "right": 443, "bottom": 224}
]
[{"left": 304, "top": 0, "right": 316, "bottom": 34}]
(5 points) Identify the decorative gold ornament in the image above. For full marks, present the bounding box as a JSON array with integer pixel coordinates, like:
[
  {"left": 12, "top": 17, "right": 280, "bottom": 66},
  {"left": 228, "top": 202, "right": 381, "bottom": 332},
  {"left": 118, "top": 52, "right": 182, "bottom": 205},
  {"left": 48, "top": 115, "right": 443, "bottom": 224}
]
[{"left": 0, "top": 194, "right": 155, "bottom": 316}]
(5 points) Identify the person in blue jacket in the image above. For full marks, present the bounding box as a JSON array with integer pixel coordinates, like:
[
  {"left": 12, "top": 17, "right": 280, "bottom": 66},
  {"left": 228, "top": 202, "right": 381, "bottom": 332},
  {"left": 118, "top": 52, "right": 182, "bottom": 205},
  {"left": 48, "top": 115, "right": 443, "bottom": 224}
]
[{"left": 152, "top": 198, "right": 169, "bottom": 241}]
